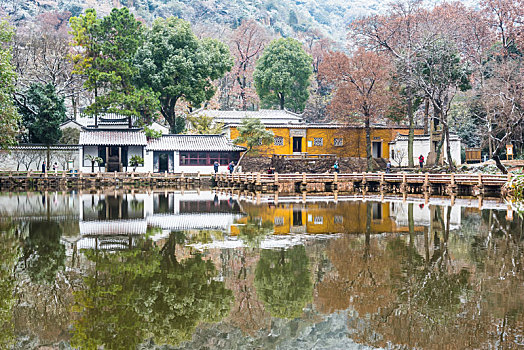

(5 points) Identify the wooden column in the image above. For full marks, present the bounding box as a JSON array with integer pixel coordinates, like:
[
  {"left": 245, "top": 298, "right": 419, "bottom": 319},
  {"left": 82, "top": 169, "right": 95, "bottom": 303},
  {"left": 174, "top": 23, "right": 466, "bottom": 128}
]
[{"left": 118, "top": 147, "right": 122, "bottom": 172}]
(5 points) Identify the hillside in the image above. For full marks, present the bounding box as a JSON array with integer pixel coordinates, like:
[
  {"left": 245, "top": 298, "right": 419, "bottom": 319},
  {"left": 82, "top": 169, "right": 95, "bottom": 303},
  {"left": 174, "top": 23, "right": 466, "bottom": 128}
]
[{"left": 0, "top": 0, "right": 392, "bottom": 42}]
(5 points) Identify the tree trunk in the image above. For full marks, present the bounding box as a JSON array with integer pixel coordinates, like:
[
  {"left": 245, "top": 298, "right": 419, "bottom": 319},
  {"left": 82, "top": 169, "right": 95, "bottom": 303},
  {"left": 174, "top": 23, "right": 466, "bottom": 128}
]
[
  {"left": 72, "top": 94, "right": 77, "bottom": 120},
  {"left": 234, "top": 148, "right": 250, "bottom": 173},
  {"left": 423, "top": 97, "right": 429, "bottom": 135},
  {"left": 365, "top": 115, "right": 373, "bottom": 172},
  {"left": 279, "top": 93, "right": 285, "bottom": 110},
  {"left": 492, "top": 155, "right": 508, "bottom": 174},
  {"left": 444, "top": 122, "right": 455, "bottom": 172},
  {"left": 434, "top": 132, "right": 445, "bottom": 165},
  {"left": 407, "top": 86, "right": 415, "bottom": 168},
  {"left": 46, "top": 146, "right": 50, "bottom": 171}
]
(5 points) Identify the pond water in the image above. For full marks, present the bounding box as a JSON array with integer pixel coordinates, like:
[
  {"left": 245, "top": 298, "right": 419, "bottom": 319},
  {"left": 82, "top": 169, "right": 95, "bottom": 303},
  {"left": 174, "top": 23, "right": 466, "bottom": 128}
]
[{"left": 0, "top": 190, "right": 522, "bottom": 349}]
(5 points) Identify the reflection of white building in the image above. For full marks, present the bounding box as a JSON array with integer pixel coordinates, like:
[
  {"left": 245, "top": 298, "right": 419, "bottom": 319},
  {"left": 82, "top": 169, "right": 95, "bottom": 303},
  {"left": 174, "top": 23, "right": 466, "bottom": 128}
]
[
  {"left": 390, "top": 200, "right": 462, "bottom": 229},
  {"left": 0, "top": 192, "right": 80, "bottom": 222},
  {"left": 74, "top": 191, "right": 244, "bottom": 250}
]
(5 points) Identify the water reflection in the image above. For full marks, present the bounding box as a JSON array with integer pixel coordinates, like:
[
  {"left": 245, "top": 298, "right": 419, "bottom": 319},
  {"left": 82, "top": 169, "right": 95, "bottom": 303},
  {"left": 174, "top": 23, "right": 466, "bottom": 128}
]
[
  {"left": 0, "top": 221, "right": 20, "bottom": 349},
  {"left": 255, "top": 246, "right": 313, "bottom": 319},
  {"left": 0, "top": 191, "right": 521, "bottom": 349},
  {"left": 70, "top": 232, "right": 232, "bottom": 349}
]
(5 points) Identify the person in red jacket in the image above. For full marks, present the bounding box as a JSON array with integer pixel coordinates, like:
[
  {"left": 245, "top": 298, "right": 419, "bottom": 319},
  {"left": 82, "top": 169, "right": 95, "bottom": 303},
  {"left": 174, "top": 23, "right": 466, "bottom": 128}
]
[{"left": 418, "top": 154, "right": 424, "bottom": 169}]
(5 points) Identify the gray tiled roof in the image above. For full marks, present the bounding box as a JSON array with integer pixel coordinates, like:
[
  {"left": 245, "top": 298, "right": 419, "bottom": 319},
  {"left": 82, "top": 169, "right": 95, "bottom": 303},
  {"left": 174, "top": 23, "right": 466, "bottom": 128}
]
[
  {"left": 192, "top": 109, "right": 303, "bottom": 125},
  {"left": 79, "top": 130, "right": 147, "bottom": 146},
  {"left": 147, "top": 135, "right": 245, "bottom": 151}
]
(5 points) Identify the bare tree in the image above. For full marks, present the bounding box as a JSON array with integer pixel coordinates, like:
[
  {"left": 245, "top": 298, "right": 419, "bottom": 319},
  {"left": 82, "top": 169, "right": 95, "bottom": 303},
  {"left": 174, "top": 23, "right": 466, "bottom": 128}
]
[
  {"left": 12, "top": 12, "right": 85, "bottom": 117},
  {"left": 392, "top": 148, "right": 407, "bottom": 167}
]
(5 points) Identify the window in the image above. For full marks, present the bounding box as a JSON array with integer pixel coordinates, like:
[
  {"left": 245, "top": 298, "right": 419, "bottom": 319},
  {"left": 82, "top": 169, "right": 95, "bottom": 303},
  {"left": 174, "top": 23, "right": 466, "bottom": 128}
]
[
  {"left": 334, "top": 138, "right": 343, "bottom": 147},
  {"left": 274, "top": 136, "right": 284, "bottom": 146},
  {"left": 313, "top": 137, "right": 323, "bottom": 146},
  {"left": 334, "top": 215, "right": 343, "bottom": 224},
  {"left": 179, "top": 152, "right": 238, "bottom": 166},
  {"left": 314, "top": 216, "right": 324, "bottom": 225},
  {"left": 372, "top": 203, "right": 383, "bottom": 220},
  {"left": 274, "top": 217, "right": 284, "bottom": 226}
]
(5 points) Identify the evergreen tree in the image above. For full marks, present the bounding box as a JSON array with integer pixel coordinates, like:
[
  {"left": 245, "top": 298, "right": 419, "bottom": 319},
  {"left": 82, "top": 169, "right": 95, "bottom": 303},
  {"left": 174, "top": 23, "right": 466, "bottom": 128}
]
[
  {"left": 70, "top": 8, "right": 159, "bottom": 125},
  {"left": 233, "top": 118, "right": 274, "bottom": 170},
  {"left": 18, "top": 83, "right": 67, "bottom": 168},
  {"left": 0, "top": 20, "right": 20, "bottom": 149},
  {"left": 19, "top": 83, "right": 66, "bottom": 145},
  {"left": 135, "top": 17, "right": 233, "bottom": 133},
  {"left": 254, "top": 38, "right": 313, "bottom": 112}
]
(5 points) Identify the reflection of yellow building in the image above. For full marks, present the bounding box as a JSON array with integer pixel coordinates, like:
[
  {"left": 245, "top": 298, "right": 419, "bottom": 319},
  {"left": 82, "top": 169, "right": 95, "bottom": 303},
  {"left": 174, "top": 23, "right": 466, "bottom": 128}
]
[{"left": 231, "top": 201, "right": 425, "bottom": 236}]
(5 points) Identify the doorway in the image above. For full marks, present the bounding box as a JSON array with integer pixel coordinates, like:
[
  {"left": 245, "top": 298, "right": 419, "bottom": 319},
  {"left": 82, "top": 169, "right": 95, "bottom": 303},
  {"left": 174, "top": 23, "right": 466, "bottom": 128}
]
[
  {"left": 372, "top": 142, "right": 382, "bottom": 158},
  {"left": 292, "top": 210, "right": 303, "bottom": 226},
  {"left": 158, "top": 153, "right": 169, "bottom": 172},
  {"left": 293, "top": 137, "right": 302, "bottom": 153},
  {"left": 107, "top": 146, "right": 121, "bottom": 172}
]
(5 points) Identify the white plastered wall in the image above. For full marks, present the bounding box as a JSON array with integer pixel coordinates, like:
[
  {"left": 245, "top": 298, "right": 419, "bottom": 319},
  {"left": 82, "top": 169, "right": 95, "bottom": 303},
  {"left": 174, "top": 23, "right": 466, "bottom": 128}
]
[{"left": 390, "top": 137, "right": 461, "bottom": 167}]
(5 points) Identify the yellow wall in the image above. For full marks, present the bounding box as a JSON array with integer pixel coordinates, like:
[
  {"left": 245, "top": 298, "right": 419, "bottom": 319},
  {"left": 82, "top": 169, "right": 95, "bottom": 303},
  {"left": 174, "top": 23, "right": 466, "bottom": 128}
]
[{"left": 229, "top": 126, "right": 424, "bottom": 158}]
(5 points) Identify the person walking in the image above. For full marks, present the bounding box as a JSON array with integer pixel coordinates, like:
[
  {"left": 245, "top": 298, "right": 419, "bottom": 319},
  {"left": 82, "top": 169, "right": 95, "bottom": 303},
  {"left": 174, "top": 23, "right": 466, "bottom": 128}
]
[
  {"left": 228, "top": 161, "right": 235, "bottom": 174},
  {"left": 53, "top": 162, "right": 58, "bottom": 175},
  {"left": 418, "top": 154, "right": 424, "bottom": 169},
  {"left": 386, "top": 160, "right": 391, "bottom": 173},
  {"left": 213, "top": 160, "right": 219, "bottom": 174},
  {"left": 333, "top": 160, "right": 340, "bottom": 173},
  {"left": 41, "top": 161, "right": 46, "bottom": 175}
]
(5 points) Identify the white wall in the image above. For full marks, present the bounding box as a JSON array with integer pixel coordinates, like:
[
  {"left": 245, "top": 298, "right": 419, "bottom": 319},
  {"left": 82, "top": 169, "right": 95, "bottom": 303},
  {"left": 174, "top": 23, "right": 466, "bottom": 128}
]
[
  {"left": 390, "top": 137, "right": 461, "bottom": 167},
  {"left": 127, "top": 146, "right": 145, "bottom": 171},
  {"left": 149, "top": 122, "right": 169, "bottom": 135},
  {"left": 0, "top": 147, "right": 80, "bottom": 171},
  {"left": 80, "top": 146, "right": 101, "bottom": 172}
]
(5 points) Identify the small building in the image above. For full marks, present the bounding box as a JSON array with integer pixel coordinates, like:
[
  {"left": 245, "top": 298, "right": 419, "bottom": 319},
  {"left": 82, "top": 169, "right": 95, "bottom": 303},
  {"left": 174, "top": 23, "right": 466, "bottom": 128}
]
[
  {"left": 389, "top": 134, "right": 462, "bottom": 167},
  {"left": 227, "top": 122, "right": 424, "bottom": 159},
  {"left": 79, "top": 129, "right": 244, "bottom": 173},
  {"left": 190, "top": 109, "right": 303, "bottom": 127},
  {"left": 192, "top": 109, "right": 425, "bottom": 159},
  {"left": 146, "top": 134, "right": 245, "bottom": 173},
  {"left": 60, "top": 113, "right": 170, "bottom": 134},
  {"left": 79, "top": 129, "right": 147, "bottom": 172}
]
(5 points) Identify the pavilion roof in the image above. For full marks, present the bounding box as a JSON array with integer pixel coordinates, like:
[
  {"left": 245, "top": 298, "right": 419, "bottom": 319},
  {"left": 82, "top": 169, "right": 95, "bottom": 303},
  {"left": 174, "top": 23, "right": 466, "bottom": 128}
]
[{"left": 79, "top": 130, "right": 148, "bottom": 146}]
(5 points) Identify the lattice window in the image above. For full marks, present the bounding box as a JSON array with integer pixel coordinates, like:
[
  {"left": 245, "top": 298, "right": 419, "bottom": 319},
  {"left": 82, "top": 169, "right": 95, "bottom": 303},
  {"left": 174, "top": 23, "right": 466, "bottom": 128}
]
[
  {"left": 179, "top": 152, "right": 237, "bottom": 166},
  {"left": 274, "top": 217, "right": 284, "bottom": 226},
  {"left": 334, "top": 215, "right": 343, "bottom": 224},
  {"left": 274, "top": 136, "right": 284, "bottom": 146},
  {"left": 313, "top": 137, "right": 323, "bottom": 146},
  {"left": 314, "top": 216, "right": 323, "bottom": 225},
  {"left": 334, "top": 138, "right": 343, "bottom": 147}
]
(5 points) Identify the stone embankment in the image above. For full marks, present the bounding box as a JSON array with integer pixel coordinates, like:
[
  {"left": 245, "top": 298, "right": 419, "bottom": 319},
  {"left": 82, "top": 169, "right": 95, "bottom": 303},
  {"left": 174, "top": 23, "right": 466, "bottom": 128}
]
[
  {"left": 239, "top": 156, "right": 378, "bottom": 173},
  {"left": 0, "top": 171, "right": 211, "bottom": 190}
]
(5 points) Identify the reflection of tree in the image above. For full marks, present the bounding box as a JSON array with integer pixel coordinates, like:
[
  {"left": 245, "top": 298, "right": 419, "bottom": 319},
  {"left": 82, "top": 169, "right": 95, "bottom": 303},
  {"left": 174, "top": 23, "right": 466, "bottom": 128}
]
[
  {"left": 71, "top": 232, "right": 233, "bottom": 349},
  {"left": 317, "top": 204, "right": 522, "bottom": 349},
  {"left": 255, "top": 246, "right": 312, "bottom": 319},
  {"left": 225, "top": 248, "right": 270, "bottom": 335},
  {"left": 0, "top": 222, "right": 21, "bottom": 349},
  {"left": 467, "top": 209, "right": 524, "bottom": 347},
  {"left": 315, "top": 205, "right": 399, "bottom": 316},
  {"left": 237, "top": 216, "right": 274, "bottom": 248},
  {"left": 20, "top": 220, "right": 65, "bottom": 284}
]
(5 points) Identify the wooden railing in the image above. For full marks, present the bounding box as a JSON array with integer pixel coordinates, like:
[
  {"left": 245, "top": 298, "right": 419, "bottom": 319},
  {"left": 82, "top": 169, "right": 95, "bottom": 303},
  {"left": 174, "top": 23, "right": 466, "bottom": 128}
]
[{"left": 216, "top": 172, "right": 513, "bottom": 187}]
